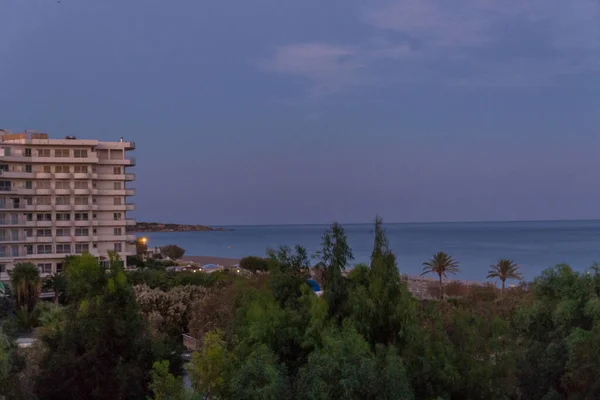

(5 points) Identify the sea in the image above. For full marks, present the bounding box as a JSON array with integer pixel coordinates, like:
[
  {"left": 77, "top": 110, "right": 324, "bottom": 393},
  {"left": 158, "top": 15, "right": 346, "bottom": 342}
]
[{"left": 138, "top": 220, "right": 600, "bottom": 282}]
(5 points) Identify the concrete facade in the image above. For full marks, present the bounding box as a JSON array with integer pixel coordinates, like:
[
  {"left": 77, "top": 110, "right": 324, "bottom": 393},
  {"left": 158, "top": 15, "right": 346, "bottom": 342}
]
[{"left": 0, "top": 131, "right": 136, "bottom": 281}]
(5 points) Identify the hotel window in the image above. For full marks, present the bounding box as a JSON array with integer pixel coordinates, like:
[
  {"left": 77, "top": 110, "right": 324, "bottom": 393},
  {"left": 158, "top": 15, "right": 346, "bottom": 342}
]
[
  {"left": 113, "top": 167, "right": 122, "bottom": 174},
  {"left": 37, "top": 263, "right": 52, "bottom": 274},
  {"left": 113, "top": 182, "right": 122, "bottom": 190},
  {"left": 75, "top": 228, "right": 89, "bottom": 236},
  {"left": 0, "top": 231, "right": 5, "bottom": 242},
  {"left": 37, "top": 197, "right": 51, "bottom": 206},
  {"left": 113, "top": 197, "right": 122, "bottom": 205},
  {"left": 11, "top": 245, "right": 19, "bottom": 257},
  {"left": 0, "top": 264, "right": 4, "bottom": 273},
  {"left": 37, "top": 149, "right": 51, "bottom": 157},
  {"left": 75, "top": 243, "right": 89, "bottom": 253},
  {"left": 55, "top": 228, "right": 69, "bottom": 237},
  {"left": 10, "top": 229, "right": 18, "bottom": 240},
  {"left": 0, "top": 214, "right": 5, "bottom": 225},
  {"left": 37, "top": 245, "right": 52, "bottom": 254},
  {"left": 55, "top": 180, "right": 70, "bottom": 189},
  {"left": 10, "top": 214, "right": 18, "bottom": 225},
  {"left": 0, "top": 198, "right": 4, "bottom": 208},
  {"left": 55, "top": 196, "right": 70, "bottom": 206},
  {"left": 0, "top": 246, "right": 5, "bottom": 256},
  {"left": 74, "top": 165, "right": 88, "bottom": 173},
  {"left": 36, "top": 229, "right": 52, "bottom": 237},
  {"left": 36, "top": 181, "right": 51, "bottom": 189},
  {"left": 114, "top": 243, "right": 122, "bottom": 252},
  {"left": 25, "top": 197, "right": 32, "bottom": 206},
  {"left": 36, "top": 213, "right": 51, "bottom": 221},
  {"left": 25, "top": 181, "right": 32, "bottom": 189},
  {"left": 74, "top": 213, "right": 88, "bottom": 221},
  {"left": 74, "top": 149, "right": 88, "bottom": 158},
  {"left": 25, "top": 229, "right": 33, "bottom": 237},
  {"left": 25, "top": 165, "right": 32, "bottom": 173},
  {"left": 0, "top": 165, "right": 7, "bottom": 172},
  {"left": 25, "top": 213, "right": 33, "bottom": 221},
  {"left": 24, "top": 148, "right": 32, "bottom": 157},
  {"left": 25, "top": 245, "right": 33, "bottom": 255},
  {"left": 114, "top": 228, "right": 122, "bottom": 235},
  {"left": 56, "top": 244, "right": 71, "bottom": 254},
  {"left": 55, "top": 165, "right": 70, "bottom": 173},
  {"left": 43, "top": 165, "right": 51, "bottom": 173},
  {"left": 55, "top": 149, "right": 70, "bottom": 157},
  {"left": 56, "top": 213, "right": 70, "bottom": 221},
  {"left": 113, "top": 212, "right": 122, "bottom": 220},
  {"left": 0, "top": 181, "right": 10, "bottom": 191},
  {"left": 74, "top": 196, "right": 88, "bottom": 205},
  {"left": 56, "top": 263, "right": 64, "bottom": 273},
  {"left": 74, "top": 181, "right": 88, "bottom": 189}
]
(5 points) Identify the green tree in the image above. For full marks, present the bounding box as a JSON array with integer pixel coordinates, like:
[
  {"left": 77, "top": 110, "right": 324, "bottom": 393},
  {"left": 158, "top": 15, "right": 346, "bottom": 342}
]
[
  {"left": 487, "top": 259, "right": 522, "bottom": 293},
  {"left": 239, "top": 256, "right": 269, "bottom": 273},
  {"left": 297, "top": 323, "right": 413, "bottom": 399},
  {"left": 9, "top": 262, "right": 41, "bottom": 313},
  {"left": 43, "top": 273, "right": 66, "bottom": 304},
  {"left": 64, "top": 253, "right": 106, "bottom": 303},
  {"left": 421, "top": 252, "right": 460, "bottom": 299},
  {"left": 148, "top": 360, "right": 185, "bottom": 400},
  {"left": 36, "top": 255, "right": 155, "bottom": 400},
  {"left": 161, "top": 245, "right": 186, "bottom": 260},
  {"left": 316, "top": 222, "right": 353, "bottom": 322},
  {"left": 186, "top": 330, "right": 230, "bottom": 399},
  {"left": 229, "top": 344, "right": 288, "bottom": 400}
]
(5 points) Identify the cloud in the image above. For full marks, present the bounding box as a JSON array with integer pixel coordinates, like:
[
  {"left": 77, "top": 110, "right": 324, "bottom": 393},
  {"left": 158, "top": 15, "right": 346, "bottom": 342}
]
[
  {"left": 260, "top": 43, "right": 363, "bottom": 93},
  {"left": 260, "top": 0, "right": 600, "bottom": 93},
  {"left": 260, "top": 42, "right": 413, "bottom": 94}
]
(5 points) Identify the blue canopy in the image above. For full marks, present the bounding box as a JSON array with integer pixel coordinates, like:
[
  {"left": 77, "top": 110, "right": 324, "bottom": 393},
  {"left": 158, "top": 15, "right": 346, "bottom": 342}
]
[{"left": 307, "top": 279, "right": 321, "bottom": 292}]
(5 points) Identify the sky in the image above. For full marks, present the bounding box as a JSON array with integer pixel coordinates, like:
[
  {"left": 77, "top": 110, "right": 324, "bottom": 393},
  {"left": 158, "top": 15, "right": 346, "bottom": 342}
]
[{"left": 1, "top": 0, "right": 599, "bottom": 225}]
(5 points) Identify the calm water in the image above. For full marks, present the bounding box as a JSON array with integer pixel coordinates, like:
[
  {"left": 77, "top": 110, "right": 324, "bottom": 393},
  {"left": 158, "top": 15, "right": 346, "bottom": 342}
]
[{"left": 140, "top": 220, "right": 600, "bottom": 281}]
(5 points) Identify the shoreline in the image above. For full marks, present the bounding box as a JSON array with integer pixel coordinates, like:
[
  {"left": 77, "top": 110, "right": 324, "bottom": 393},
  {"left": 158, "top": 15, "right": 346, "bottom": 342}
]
[{"left": 180, "top": 255, "right": 488, "bottom": 299}]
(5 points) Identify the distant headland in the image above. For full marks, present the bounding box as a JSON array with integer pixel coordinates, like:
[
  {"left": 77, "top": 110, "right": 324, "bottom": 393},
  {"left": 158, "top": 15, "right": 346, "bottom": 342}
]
[{"left": 131, "top": 222, "right": 233, "bottom": 232}]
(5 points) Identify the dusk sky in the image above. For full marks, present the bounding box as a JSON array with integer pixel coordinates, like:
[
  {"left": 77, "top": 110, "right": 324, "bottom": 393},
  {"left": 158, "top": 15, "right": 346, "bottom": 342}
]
[{"left": 1, "top": 0, "right": 599, "bottom": 225}]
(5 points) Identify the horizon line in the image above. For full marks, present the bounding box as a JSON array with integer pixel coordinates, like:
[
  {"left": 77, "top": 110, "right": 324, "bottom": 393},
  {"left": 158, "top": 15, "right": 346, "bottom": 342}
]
[{"left": 142, "top": 217, "right": 600, "bottom": 228}]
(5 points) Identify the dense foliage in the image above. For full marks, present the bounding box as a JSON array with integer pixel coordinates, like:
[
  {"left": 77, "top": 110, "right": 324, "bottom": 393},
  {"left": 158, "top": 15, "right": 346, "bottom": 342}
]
[{"left": 1, "top": 218, "right": 600, "bottom": 399}]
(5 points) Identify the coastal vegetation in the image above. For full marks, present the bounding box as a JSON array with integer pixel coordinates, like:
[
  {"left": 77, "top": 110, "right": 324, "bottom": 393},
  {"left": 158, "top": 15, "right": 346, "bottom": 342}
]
[{"left": 1, "top": 218, "right": 599, "bottom": 399}]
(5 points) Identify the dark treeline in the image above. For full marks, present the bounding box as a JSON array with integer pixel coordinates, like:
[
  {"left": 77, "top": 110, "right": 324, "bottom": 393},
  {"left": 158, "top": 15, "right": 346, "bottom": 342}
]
[{"left": 1, "top": 217, "right": 600, "bottom": 399}]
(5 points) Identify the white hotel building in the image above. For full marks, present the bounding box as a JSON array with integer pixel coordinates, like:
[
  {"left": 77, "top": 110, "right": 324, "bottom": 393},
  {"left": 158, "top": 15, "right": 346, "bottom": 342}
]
[{"left": 0, "top": 130, "right": 136, "bottom": 281}]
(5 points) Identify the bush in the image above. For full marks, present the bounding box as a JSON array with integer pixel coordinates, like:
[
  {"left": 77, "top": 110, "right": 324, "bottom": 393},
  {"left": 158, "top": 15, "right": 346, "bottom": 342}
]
[{"left": 239, "top": 256, "right": 269, "bottom": 273}]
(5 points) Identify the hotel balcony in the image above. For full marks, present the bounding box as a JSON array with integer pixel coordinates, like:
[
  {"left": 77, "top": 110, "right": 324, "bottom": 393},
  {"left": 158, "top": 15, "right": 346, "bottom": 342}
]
[
  {"left": 73, "top": 172, "right": 94, "bottom": 180},
  {"left": 126, "top": 203, "right": 135, "bottom": 211},
  {"left": 0, "top": 171, "right": 35, "bottom": 179},
  {"left": 95, "top": 219, "right": 130, "bottom": 226},
  {"left": 74, "top": 220, "right": 93, "bottom": 227},
  {"left": 35, "top": 172, "right": 53, "bottom": 179},
  {"left": 97, "top": 157, "right": 135, "bottom": 166},
  {"left": 96, "top": 234, "right": 137, "bottom": 242},
  {"left": 54, "top": 172, "right": 73, "bottom": 180},
  {"left": 54, "top": 205, "right": 72, "bottom": 212},
  {"left": 73, "top": 188, "right": 91, "bottom": 195},
  {"left": 125, "top": 173, "right": 135, "bottom": 181}
]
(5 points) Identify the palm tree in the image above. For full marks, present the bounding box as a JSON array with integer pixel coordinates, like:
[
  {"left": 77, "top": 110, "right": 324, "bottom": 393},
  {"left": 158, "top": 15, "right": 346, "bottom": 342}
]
[
  {"left": 9, "top": 262, "right": 41, "bottom": 312},
  {"left": 422, "top": 252, "right": 460, "bottom": 299},
  {"left": 487, "top": 259, "right": 522, "bottom": 293},
  {"left": 42, "top": 274, "right": 66, "bottom": 304}
]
